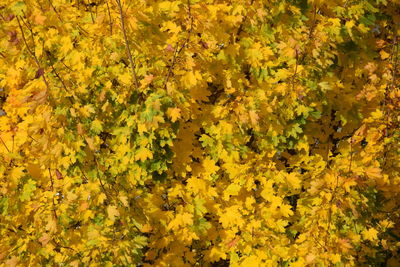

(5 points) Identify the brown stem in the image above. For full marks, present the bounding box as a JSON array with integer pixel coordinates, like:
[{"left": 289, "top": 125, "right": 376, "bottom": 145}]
[
  {"left": 291, "top": 49, "right": 299, "bottom": 91},
  {"left": 49, "top": 64, "right": 69, "bottom": 93},
  {"left": 0, "top": 136, "right": 10, "bottom": 153},
  {"left": 49, "top": 64, "right": 75, "bottom": 105},
  {"left": 116, "top": 0, "right": 139, "bottom": 90},
  {"left": 106, "top": 0, "right": 113, "bottom": 34},
  {"left": 89, "top": 4, "right": 95, "bottom": 23},
  {"left": 48, "top": 168, "right": 58, "bottom": 220},
  {"left": 348, "top": 140, "right": 353, "bottom": 173},
  {"left": 20, "top": 12, "right": 35, "bottom": 47},
  {"left": 47, "top": 0, "right": 63, "bottom": 23}
]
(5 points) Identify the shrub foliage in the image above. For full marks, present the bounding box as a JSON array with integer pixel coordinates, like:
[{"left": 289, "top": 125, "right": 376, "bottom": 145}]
[{"left": 0, "top": 0, "right": 400, "bottom": 266}]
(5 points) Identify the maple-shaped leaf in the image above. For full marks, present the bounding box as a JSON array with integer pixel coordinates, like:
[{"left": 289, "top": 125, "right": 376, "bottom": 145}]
[
  {"left": 167, "top": 107, "right": 181, "bottom": 122},
  {"left": 135, "top": 147, "right": 153, "bottom": 162},
  {"left": 362, "top": 228, "right": 379, "bottom": 241},
  {"left": 107, "top": 205, "right": 120, "bottom": 222}
]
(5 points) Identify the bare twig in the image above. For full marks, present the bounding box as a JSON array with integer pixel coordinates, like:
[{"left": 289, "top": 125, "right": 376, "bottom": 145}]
[{"left": 116, "top": 0, "right": 139, "bottom": 90}]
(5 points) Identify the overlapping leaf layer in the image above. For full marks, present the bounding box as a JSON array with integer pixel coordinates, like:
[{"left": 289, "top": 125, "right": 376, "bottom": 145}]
[{"left": 0, "top": 0, "right": 400, "bottom": 266}]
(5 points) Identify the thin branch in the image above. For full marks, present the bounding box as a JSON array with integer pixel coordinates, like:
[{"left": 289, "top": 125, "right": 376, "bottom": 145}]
[
  {"left": 48, "top": 168, "right": 58, "bottom": 220},
  {"left": 116, "top": 0, "right": 139, "bottom": 90},
  {"left": 382, "top": 25, "right": 398, "bottom": 167},
  {"left": 47, "top": 0, "right": 63, "bottom": 23},
  {"left": 51, "top": 239, "right": 75, "bottom": 251},
  {"left": 299, "top": 5, "right": 319, "bottom": 65},
  {"left": 94, "top": 156, "right": 113, "bottom": 202},
  {"left": 291, "top": 49, "right": 299, "bottom": 91},
  {"left": 49, "top": 64, "right": 69, "bottom": 93},
  {"left": 325, "top": 172, "right": 340, "bottom": 249},
  {"left": 106, "top": 0, "right": 113, "bottom": 34},
  {"left": 28, "top": 135, "right": 38, "bottom": 143},
  {"left": 348, "top": 139, "right": 353, "bottom": 173},
  {"left": 163, "top": 0, "right": 193, "bottom": 88},
  {"left": 20, "top": 12, "right": 35, "bottom": 47},
  {"left": 235, "top": 0, "right": 255, "bottom": 39},
  {"left": 49, "top": 64, "right": 75, "bottom": 105},
  {"left": 0, "top": 136, "right": 10, "bottom": 153},
  {"left": 89, "top": 4, "right": 95, "bottom": 23},
  {"left": 59, "top": 58, "right": 74, "bottom": 72},
  {"left": 16, "top": 16, "right": 50, "bottom": 90}
]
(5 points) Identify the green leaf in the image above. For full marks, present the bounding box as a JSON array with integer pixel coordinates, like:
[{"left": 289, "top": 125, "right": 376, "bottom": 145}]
[
  {"left": 91, "top": 119, "right": 103, "bottom": 134},
  {"left": 11, "top": 1, "right": 27, "bottom": 16},
  {"left": 19, "top": 179, "right": 36, "bottom": 202}
]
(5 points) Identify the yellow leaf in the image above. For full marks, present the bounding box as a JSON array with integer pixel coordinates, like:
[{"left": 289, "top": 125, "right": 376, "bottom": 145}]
[
  {"left": 203, "top": 157, "right": 219, "bottom": 175},
  {"left": 329, "top": 254, "right": 341, "bottom": 264},
  {"left": 5, "top": 256, "right": 18, "bottom": 267},
  {"left": 219, "top": 205, "right": 243, "bottom": 228},
  {"left": 141, "top": 224, "right": 153, "bottom": 233},
  {"left": 10, "top": 167, "right": 25, "bottom": 184},
  {"left": 380, "top": 50, "right": 390, "bottom": 60},
  {"left": 279, "top": 204, "right": 294, "bottom": 217},
  {"left": 365, "top": 167, "right": 382, "bottom": 179},
  {"left": 167, "top": 107, "right": 181, "bottom": 122},
  {"left": 107, "top": 205, "right": 120, "bottom": 222},
  {"left": 206, "top": 247, "right": 226, "bottom": 262},
  {"left": 159, "top": 1, "right": 181, "bottom": 13},
  {"left": 60, "top": 36, "right": 73, "bottom": 56},
  {"left": 182, "top": 71, "right": 197, "bottom": 87},
  {"left": 223, "top": 183, "right": 241, "bottom": 200},
  {"left": 362, "top": 227, "right": 378, "bottom": 241},
  {"left": 187, "top": 177, "right": 207, "bottom": 194},
  {"left": 135, "top": 147, "right": 153, "bottom": 162},
  {"left": 33, "top": 13, "right": 46, "bottom": 25},
  {"left": 119, "top": 195, "right": 129, "bottom": 207},
  {"left": 286, "top": 172, "right": 301, "bottom": 189},
  {"left": 343, "top": 178, "right": 357, "bottom": 192},
  {"left": 249, "top": 110, "right": 259, "bottom": 127},
  {"left": 118, "top": 72, "right": 131, "bottom": 85},
  {"left": 167, "top": 213, "right": 193, "bottom": 230},
  {"left": 97, "top": 193, "right": 107, "bottom": 205},
  {"left": 240, "top": 255, "right": 259, "bottom": 267}
]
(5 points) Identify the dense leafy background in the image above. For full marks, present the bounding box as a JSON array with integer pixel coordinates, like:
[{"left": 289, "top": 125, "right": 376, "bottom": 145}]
[{"left": 0, "top": 0, "right": 399, "bottom": 266}]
